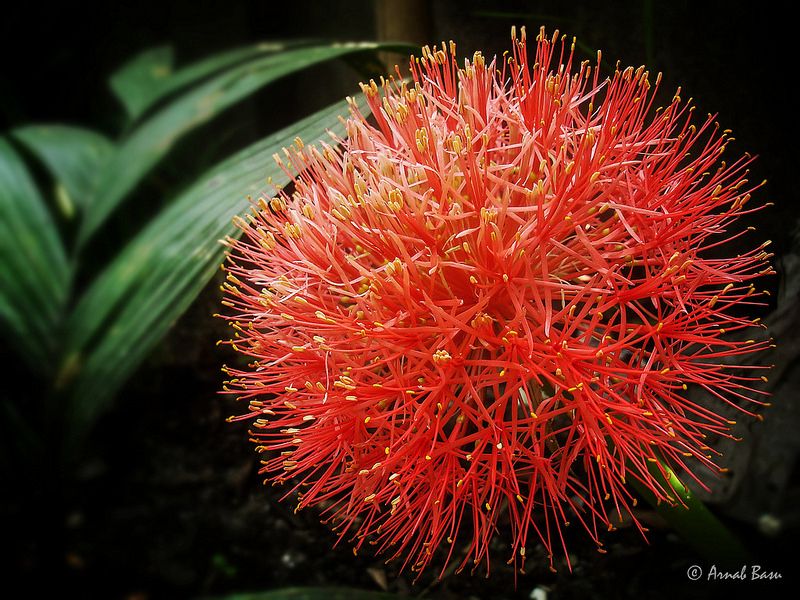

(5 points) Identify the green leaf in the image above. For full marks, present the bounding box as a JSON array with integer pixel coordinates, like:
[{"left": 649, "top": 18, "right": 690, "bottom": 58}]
[
  {"left": 110, "top": 46, "right": 175, "bottom": 121},
  {"left": 0, "top": 137, "right": 69, "bottom": 371},
  {"left": 62, "top": 95, "right": 366, "bottom": 442},
  {"left": 12, "top": 125, "right": 114, "bottom": 218},
  {"left": 110, "top": 41, "right": 320, "bottom": 125},
  {"left": 118, "top": 41, "right": 318, "bottom": 125},
  {"left": 79, "top": 42, "right": 385, "bottom": 248},
  {"left": 206, "top": 588, "right": 398, "bottom": 600}
]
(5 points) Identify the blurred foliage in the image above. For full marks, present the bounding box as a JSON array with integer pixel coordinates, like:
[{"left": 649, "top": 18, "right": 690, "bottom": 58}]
[{"left": 0, "top": 39, "right": 411, "bottom": 461}]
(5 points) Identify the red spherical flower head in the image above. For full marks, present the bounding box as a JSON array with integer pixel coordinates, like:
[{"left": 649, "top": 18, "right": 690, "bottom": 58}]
[{"left": 220, "top": 27, "right": 773, "bottom": 576}]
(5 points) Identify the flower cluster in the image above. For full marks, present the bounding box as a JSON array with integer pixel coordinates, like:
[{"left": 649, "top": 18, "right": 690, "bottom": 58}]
[{"left": 220, "top": 27, "right": 772, "bottom": 576}]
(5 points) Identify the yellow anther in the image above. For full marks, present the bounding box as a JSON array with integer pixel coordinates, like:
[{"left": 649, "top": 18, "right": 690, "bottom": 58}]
[
  {"left": 432, "top": 349, "right": 452, "bottom": 366},
  {"left": 415, "top": 127, "right": 429, "bottom": 152},
  {"left": 283, "top": 222, "right": 302, "bottom": 238},
  {"left": 269, "top": 197, "right": 287, "bottom": 212},
  {"left": 471, "top": 312, "right": 493, "bottom": 328},
  {"left": 260, "top": 231, "right": 276, "bottom": 251},
  {"left": 387, "top": 189, "right": 404, "bottom": 211},
  {"left": 480, "top": 207, "right": 498, "bottom": 223}
]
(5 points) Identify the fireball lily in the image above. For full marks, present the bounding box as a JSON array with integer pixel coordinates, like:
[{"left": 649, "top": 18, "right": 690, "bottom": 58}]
[{"left": 220, "top": 27, "right": 772, "bottom": 576}]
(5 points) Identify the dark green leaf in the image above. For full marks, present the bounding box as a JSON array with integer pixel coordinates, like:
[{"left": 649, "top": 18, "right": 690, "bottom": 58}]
[
  {"left": 63, "top": 95, "right": 365, "bottom": 441},
  {"left": 127, "top": 42, "right": 319, "bottom": 122},
  {"left": 0, "top": 137, "right": 69, "bottom": 371},
  {"left": 78, "top": 42, "right": 386, "bottom": 248},
  {"left": 110, "top": 46, "right": 175, "bottom": 121},
  {"left": 111, "top": 41, "right": 323, "bottom": 126},
  {"left": 12, "top": 125, "right": 114, "bottom": 218}
]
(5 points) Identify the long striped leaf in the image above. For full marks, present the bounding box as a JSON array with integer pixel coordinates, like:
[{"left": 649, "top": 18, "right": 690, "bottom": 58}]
[
  {"left": 109, "top": 45, "right": 175, "bottom": 121},
  {"left": 78, "top": 42, "right": 383, "bottom": 247},
  {"left": 62, "top": 95, "right": 364, "bottom": 441},
  {"left": 0, "top": 137, "right": 69, "bottom": 372},
  {"left": 111, "top": 41, "right": 315, "bottom": 125},
  {"left": 12, "top": 125, "right": 114, "bottom": 218}
]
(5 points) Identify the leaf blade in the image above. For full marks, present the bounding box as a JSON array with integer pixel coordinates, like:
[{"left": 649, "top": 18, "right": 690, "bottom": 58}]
[
  {"left": 0, "top": 137, "right": 70, "bottom": 371},
  {"left": 79, "top": 42, "right": 386, "bottom": 248},
  {"left": 109, "top": 46, "right": 175, "bottom": 121},
  {"left": 110, "top": 41, "right": 321, "bottom": 124},
  {"left": 12, "top": 125, "right": 114, "bottom": 217},
  {"left": 63, "top": 95, "right": 364, "bottom": 440}
]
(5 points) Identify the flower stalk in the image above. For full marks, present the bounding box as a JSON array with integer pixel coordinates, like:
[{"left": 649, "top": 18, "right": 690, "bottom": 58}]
[{"left": 631, "top": 459, "right": 751, "bottom": 565}]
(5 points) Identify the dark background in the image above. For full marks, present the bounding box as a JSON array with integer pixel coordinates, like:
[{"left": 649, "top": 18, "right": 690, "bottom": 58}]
[{"left": 1, "top": 1, "right": 797, "bottom": 599}]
